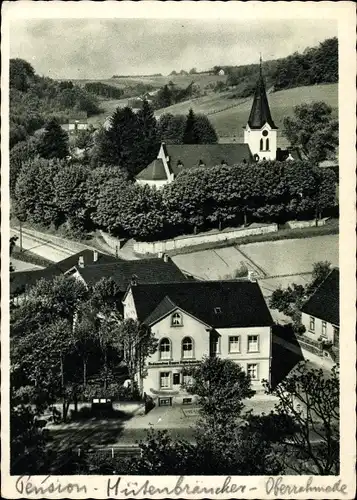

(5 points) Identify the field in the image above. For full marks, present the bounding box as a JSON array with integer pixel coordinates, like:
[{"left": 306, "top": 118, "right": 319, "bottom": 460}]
[
  {"left": 85, "top": 81, "right": 337, "bottom": 145},
  {"left": 75, "top": 73, "right": 226, "bottom": 91},
  {"left": 209, "top": 83, "right": 338, "bottom": 144},
  {"left": 172, "top": 233, "right": 339, "bottom": 301}
]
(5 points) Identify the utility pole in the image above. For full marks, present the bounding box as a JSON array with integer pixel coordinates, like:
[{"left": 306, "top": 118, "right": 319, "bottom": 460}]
[{"left": 19, "top": 219, "right": 23, "bottom": 252}]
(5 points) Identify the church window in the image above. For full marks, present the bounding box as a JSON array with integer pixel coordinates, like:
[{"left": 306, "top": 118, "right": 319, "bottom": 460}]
[
  {"left": 266, "top": 138, "right": 269, "bottom": 150},
  {"left": 262, "top": 130, "right": 268, "bottom": 137},
  {"left": 260, "top": 138, "right": 263, "bottom": 151}
]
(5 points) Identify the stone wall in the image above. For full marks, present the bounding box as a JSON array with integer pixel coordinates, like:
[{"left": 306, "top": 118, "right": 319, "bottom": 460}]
[
  {"left": 133, "top": 223, "right": 278, "bottom": 255},
  {"left": 286, "top": 218, "right": 328, "bottom": 229},
  {"left": 99, "top": 230, "right": 127, "bottom": 251}
]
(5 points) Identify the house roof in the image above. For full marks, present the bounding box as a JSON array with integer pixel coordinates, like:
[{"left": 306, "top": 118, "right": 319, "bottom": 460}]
[
  {"left": 163, "top": 143, "right": 253, "bottom": 175},
  {"left": 10, "top": 267, "right": 62, "bottom": 296},
  {"left": 77, "top": 258, "right": 188, "bottom": 291},
  {"left": 10, "top": 250, "right": 120, "bottom": 296},
  {"left": 301, "top": 268, "right": 339, "bottom": 326},
  {"left": 52, "top": 249, "right": 120, "bottom": 273},
  {"left": 130, "top": 280, "right": 274, "bottom": 328},
  {"left": 136, "top": 159, "right": 167, "bottom": 181},
  {"left": 248, "top": 72, "right": 277, "bottom": 130}
]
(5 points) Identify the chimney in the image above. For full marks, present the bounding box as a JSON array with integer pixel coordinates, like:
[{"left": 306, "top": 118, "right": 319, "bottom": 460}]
[
  {"left": 248, "top": 270, "right": 257, "bottom": 282},
  {"left": 93, "top": 249, "right": 99, "bottom": 262},
  {"left": 163, "top": 254, "right": 169, "bottom": 263},
  {"left": 78, "top": 255, "right": 84, "bottom": 268}
]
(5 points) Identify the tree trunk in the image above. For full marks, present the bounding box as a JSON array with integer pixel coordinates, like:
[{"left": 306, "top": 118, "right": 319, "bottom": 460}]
[
  {"left": 60, "top": 355, "right": 64, "bottom": 390},
  {"left": 104, "top": 350, "right": 108, "bottom": 390},
  {"left": 74, "top": 391, "right": 78, "bottom": 414},
  {"left": 62, "top": 400, "right": 70, "bottom": 422},
  {"left": 243, "top": 211, "right": 247, "bottom": 227},
  {"left": 83, "top": 358, "right": 87, "bottom": 388}
]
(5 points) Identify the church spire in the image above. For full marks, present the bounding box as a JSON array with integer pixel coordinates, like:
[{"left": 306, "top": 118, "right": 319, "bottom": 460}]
[{"left": 247, "top": 56, "right": 277, "bottom": 130}]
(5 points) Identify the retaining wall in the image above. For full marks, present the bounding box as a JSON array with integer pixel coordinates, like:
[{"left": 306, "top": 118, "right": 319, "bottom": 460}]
[
  {"left": 99, "top": 230, "right": 127, "bottom": 251},
  {"left": 133, "top": 223, "right": 278, "bottom": 255},
  {"left": 286, "top": 218, "right": 328, "bottom": 230}
]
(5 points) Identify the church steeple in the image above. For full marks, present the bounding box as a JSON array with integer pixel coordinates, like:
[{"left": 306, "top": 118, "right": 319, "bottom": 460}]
[{"left": 247, "top": 57, "right": 277, "bottom": 130}]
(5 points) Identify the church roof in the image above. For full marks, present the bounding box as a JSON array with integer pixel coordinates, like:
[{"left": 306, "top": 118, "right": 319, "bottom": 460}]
[
  {"left": 248, "top": 70, "right": 277, "bottom": 130},
  {"left": 164, "top": 144, "right": 253, "bottom": 175},
  {"left": 136, "top": 159, "right": 167, "bottom": 181}
]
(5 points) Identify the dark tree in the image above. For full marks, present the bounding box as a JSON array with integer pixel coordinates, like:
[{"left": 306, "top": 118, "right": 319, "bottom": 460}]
[
  {"left": 283, "top": 102, "right": 338, "bottom": 164},
  {"left": 136, "top": 100, "right": 160, "bottom": 170},
  {"left": 183, "top": 108, "right": 199, "bottom": 144},
  {"left": 37, "top": 118, "right": 69, "bottom": 160},
  {"left": 156, "top": 85, "right": 172, "bottom": 108}
]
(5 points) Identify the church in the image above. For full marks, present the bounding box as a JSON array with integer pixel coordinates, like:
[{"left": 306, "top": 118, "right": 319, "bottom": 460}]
[{"left": 136, "top": 65, "right": 296, "bottom": 188}]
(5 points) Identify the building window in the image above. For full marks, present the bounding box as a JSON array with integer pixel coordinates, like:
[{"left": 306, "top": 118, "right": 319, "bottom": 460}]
[
  {"left": 247, "top": 364, "right": 259, "bottom": 380},
  {"left": 182, "top": 373, "right": 193, "bottom": 386},
  {"left": 309, "top": 316, "right": 315, "bottom": 332},
  {"left": 159, "top": 338, "right": 171, "bottom": 360},
  {"left": 182, "top": 398, "right": 192, "bottom": 405},
  {"left": 160, "top": 372, "right": 170, "bottom": 389},
  {"left": 173, "top": 373, "right": 181, "bottom": 385},
  {"left": 229, "top": 336, "right": 240, "bottom": 353},
  {"left": 247, "top": 335, "right": 259, "bottom": 352},
  {"left": 171, "top": 312, "right": 183, "bottom": 327},
  {"left": 260, "top": 138, "right": 263, "bottom": 151},
  {"left": 159, "top": 397, "right": 171, "bottom": 407},
  {"left": 266, "top": 138, "right": 269, "bottom": 151},
  {"left": 322, "top": 321, "right": 327, "bottom": 337},
  {"left": 182, "top": 337, "right": 194, "bottom": 359}
]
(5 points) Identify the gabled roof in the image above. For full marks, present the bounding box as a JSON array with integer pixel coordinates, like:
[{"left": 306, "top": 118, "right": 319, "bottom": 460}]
[
  {"left": 136, "top": 159, "right": 167, "bottom": 181},
  {"left": 301, "top": 268, "right": 339, "bottom": 326},
  {"left": 164, "top": 144, "right": 253, "bottom": 175},
  {"left": 51, "top": 249, "right": 120, "bottom": 274},
  {"left": 130, "top": 281, "right": 274, "bottom": 328},
  {"left": 248, "top": 72, "right": 277, "bottom": 130},
  {"left": 77, "top": 258, "right": 188, "bottom": 291},
  {"left": 10, "top": 250, "right": 120, "bottom": 296}
]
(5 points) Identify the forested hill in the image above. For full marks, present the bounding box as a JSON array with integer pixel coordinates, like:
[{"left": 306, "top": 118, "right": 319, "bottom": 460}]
[
  {"left": 224, "top": 37, "right": 338, "bottom": 94},
  {"left": 10, "top": 59, "right": 102, "bottom": 148}
]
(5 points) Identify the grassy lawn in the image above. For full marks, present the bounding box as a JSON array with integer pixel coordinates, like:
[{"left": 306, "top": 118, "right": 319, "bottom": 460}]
[
  {"left": 209, "top": 83, "right": 338, "bottom": 141},
  {"left": 168, "top": 219, "right": 339, "bottom": 258}
]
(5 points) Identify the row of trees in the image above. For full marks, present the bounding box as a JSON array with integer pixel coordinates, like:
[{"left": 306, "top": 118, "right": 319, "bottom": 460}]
[
  {"left": 154, "top": 81, "right": 201, "bottom": 109},
  {"left": 12, "top": 157, "right": 337, "bottom": 241},
  {"left": 83, "top": 81, "right": 124, "bottom": 99},
  {"left": 10, "top": 58, "right": 102, "bottom": 148},
  {"left": 274, "top": 38, "right": 338, "bottom": 90}
]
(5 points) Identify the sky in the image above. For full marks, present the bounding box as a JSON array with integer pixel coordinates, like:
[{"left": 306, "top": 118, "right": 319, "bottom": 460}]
[{"left": 10, "top": 18, "right": 337, "bottom": 80}]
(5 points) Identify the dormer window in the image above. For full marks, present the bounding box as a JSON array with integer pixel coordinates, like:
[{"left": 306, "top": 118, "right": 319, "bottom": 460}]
[
  {"left": 177, "top": 160, "right": 183, "bottom": 167},
  {"left": 214, "top": 307, "right": 222, "bottom": 315},
  {"left": 171, "top": 312, "right": 183, "bottom": 327},
  {"left": 199, "top": 159, "right": 205, "bottom": 167},
  {"left": 221, "top": 160, "right": 227, "bottom": 167}
]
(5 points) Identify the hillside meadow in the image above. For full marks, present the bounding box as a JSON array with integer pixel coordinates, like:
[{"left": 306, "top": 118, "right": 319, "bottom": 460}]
[
  {"left": 75, "top": 73, "right": 227, "bottom": 91},
  {"left": 86, "top": 82, "right": 337, "bottom": 146}
]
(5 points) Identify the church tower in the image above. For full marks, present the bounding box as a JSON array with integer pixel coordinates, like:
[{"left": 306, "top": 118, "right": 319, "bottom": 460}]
[{"left": 244, "top": 57, "right": 278, "bottom": 161}]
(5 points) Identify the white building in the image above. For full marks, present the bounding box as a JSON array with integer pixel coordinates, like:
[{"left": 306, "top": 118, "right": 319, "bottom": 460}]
[{"left": 123, "top": 280, "right": 274, "bottom": 406}]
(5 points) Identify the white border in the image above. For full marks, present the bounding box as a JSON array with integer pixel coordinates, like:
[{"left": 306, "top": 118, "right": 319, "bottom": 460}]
[{"left": 1, "top": 2, "right": 356, "bottom": 498}]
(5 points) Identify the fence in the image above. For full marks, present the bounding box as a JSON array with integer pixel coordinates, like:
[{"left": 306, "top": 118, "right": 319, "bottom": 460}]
[{"left": 133, "top": 223, "right": 278, "bottom": 255}]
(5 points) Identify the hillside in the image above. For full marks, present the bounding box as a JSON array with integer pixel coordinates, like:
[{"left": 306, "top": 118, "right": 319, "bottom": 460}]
[
  {"left": 10, "top": 59, "right": 102, "bottom": 148},
  {"left": 155, "top": 83, "right": 338, "bottom": 147}
]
